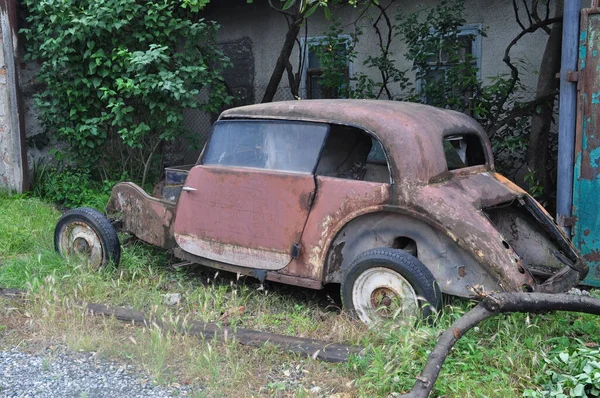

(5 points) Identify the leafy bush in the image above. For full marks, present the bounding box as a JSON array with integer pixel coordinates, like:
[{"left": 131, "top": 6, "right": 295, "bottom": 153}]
[
  {"left": 524, "top": 342, "right": 600, "bottom": 398},
  {"left": 32, "top": 161, "right": 119, "bottom": 210},
  {"left": 22, "top": 0, "right": 232, "bottom": 185}
]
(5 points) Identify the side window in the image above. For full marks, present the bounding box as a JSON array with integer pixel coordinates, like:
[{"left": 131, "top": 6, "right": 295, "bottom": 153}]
[
  {"left": 443, "top": 134, "right": 486, "bottom": 170},
  {"left": 202, "top": 120, "right": 329, "bottom": 174},
  {"left": 316, "top": 125, "right": 390, "bottom": 183}
]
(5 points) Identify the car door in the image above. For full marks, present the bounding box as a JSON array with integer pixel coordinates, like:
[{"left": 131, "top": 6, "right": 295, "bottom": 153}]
[{"left": 173, "top": 120, "right": 329, "bottom": 270}]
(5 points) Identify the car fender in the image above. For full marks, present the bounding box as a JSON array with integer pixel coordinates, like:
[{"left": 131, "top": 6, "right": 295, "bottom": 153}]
[{"left": 323, "top": 210, "right": 506, "bottom": 298}]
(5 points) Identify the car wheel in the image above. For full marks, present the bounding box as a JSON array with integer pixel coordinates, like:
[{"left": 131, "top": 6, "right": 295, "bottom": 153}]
[
  {"left": 341, "top": 248, "right": 441, "bottom": 325},
  {"left": 54, "top": 207, "right": 121, "bottom": 270}
]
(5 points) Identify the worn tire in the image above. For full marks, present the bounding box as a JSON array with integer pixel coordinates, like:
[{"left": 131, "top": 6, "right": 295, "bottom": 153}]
[
  {"left": 54, "top": 207, "right": 121, "bottom": 269},
  {"left": 341, "top": 248, "right": 441, "bottom": 325}
]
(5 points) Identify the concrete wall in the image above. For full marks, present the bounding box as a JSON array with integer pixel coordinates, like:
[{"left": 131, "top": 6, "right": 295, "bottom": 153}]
[
  {"left": 207, "top": 0, "right": 553, "bottom": 99},
  {"left": 0, "top": 0, "right": 27, "bottom": 192}
]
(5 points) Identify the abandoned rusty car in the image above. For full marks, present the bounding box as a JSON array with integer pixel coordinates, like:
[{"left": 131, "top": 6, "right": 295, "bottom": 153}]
[{"left": 54, "top": 100, "right": 588, "bottom": 325}]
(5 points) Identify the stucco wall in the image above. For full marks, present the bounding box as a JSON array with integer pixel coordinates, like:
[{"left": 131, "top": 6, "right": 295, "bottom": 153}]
[{"left": 208, "top": 0, "right": 552, "bottom": 99}]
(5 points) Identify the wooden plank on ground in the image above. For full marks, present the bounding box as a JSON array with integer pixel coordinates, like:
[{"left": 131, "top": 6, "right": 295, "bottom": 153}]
[{"left": 1, "top": 288, "right": 363, "bottom": 363}]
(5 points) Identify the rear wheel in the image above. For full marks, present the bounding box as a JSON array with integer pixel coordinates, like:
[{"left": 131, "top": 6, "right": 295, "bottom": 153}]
[
  {"left": 341, "top": 248, "right": 441, "bottom": 325},
  {"left": 54, "top": 207, "right": 120, "bottom": 270}
]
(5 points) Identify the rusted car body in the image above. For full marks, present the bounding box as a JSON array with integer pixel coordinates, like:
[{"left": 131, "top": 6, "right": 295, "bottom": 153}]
[{"left": 82, "top": 100, "right": 585, "bottom": 322}]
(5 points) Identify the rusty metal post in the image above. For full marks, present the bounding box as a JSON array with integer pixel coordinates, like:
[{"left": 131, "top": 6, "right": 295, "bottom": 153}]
[
  {"left": 556, "top": 0, "right": 581, "bottom": 236},
  {"left": 0, "top": 0, "right": 27, "bottom": 192}
]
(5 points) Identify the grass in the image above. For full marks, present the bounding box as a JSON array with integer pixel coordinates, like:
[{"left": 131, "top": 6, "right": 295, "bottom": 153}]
[{"left": 1, "top": 192, "right": 600, "bottom": 397}]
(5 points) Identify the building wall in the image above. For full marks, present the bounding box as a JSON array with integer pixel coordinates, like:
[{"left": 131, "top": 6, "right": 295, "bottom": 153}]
[
  {"left": 0, "top": 0, "right": 26, "bottom": 192},
  {"left": 207, "top": 0, "right": 552, "bottom": 100}
]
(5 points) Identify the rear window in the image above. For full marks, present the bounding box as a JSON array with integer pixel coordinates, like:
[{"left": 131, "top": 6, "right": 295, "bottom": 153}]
[
  {"left": 444, "top": 134, "right": 486, "bottom": 170},
  {"left": 202, "top": 120, "right": 329, "bottom": 174}
]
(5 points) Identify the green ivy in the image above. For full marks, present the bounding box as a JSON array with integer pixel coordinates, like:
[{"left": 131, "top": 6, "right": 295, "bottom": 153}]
[{"left": 22, "top": 0, "right": 232, "bottom": 184}]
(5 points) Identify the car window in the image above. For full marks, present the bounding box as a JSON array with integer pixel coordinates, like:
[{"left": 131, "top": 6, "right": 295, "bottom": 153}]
[
  {"left": 316, "top": 125, "right": 390, "bottom": 183},
  {"left": 444, "top": 134, "right": 486, "bottom": 170},
  {"left": 202, "top": 120, "right": 329, "bottom": 174},
  {"left": 366, "top": 139, "right": 386, "bottom": 163}
]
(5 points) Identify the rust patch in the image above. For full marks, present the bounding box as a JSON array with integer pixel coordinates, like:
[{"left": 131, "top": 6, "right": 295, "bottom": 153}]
[
  {"left": 328, "top": 242, "right": 346, "bottom": 275},
  {"left": 458, "top": 266, "right": 467, "bottom": 278},
  {"left": 584, "top": 249, "right": 600, "bottom": 263},
  {"left": 585, "top": 229, "right": 591, "bottom": 236},
  {"left": 276, "top": 177, "right": 390, "bottom": 280},
  {"left": 580, "top": 149, "right": 600, "bottom": 180},
  {"left": 106, "top": 182, "right": 176, "bottom": 248},
  {"left": 412, "top": 176, "right": 538, "bottom": 292}
]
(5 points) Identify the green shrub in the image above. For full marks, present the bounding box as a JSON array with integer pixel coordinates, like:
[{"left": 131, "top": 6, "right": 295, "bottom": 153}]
[
  {"left": 22, "top": 0, "right": 232, "bottom": 186},
  {"left": 524, "top": 341, "right": 600, "bottom": 398},
  {"left": 32, "top": 162, "right": 119, "bottom": 210}
]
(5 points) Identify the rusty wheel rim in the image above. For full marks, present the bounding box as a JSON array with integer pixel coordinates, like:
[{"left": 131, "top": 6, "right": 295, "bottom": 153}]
[
  {"left": 352, "top": 267, "right": 418, "bottom": 325},
  {"left": 57, "top": 221, "right": 104, "bottom": 270}
]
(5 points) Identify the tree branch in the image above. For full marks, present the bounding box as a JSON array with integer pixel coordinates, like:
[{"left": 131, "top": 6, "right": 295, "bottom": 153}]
[
  {"left": 503, "top": 16, "right": 561, "bottom": 84},
  {"left": 513, "top": 0, "right": 527, "bottom": 31},
  {"left": 487, "top": 91, "right": 557, "bottom": 138},
  {"left": 531, "top": 0, "right": 551, "bottom": 34},
  {"left": 489, "top": 15, "right": 562, "bottom": 133},
  {"left": 267, "top": 0, "right": 296, "bottom": 18},
  {"left": 372, "top": 1, "right": 394, "bottom": 99},
  {"left": 523, "top": 0, "right": 534, "bottom": 26},
  {"left": 399, "top": 292, "right": 600, "bottom": 398}
]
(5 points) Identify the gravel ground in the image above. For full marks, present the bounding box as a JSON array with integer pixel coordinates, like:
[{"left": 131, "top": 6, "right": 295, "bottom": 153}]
[{"left": 0, "top": 348, "right": 196, "bottom": 398}]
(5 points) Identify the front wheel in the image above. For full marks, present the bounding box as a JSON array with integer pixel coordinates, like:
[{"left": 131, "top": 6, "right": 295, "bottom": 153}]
[
  {"left": 54, "top": 207, "right": 121, "bottom": 270},
  {"left": 341, "top": 248, "right": 441, "bottom": 325}
]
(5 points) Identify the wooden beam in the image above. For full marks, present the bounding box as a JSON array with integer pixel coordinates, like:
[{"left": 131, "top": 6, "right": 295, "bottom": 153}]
[{"left": 0, "top": 288, "right": 363, "bottom": 363}]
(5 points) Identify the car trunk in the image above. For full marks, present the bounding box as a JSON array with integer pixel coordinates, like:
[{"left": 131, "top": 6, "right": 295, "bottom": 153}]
[{"left": 483, "top": 195, "right": 581, "bottom": 280}]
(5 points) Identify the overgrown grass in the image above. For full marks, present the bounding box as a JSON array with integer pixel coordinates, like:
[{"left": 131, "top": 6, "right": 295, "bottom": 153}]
[{"left": 1, "top": 194, "right": 600, "bottom": 397}]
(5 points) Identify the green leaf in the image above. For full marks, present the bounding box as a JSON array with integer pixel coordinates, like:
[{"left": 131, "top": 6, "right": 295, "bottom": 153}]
[
  {"left": 303, "top": 3, "right": 319, "bottom": 18},
  {"left": 572, "top": 384, "right": 585, "bottom": 397},
  {"left": 88, "top": 62, "right": 97, "bottom": 75},
  {"left": 281, "top": 0, "right": 296, "bottom": 10}
]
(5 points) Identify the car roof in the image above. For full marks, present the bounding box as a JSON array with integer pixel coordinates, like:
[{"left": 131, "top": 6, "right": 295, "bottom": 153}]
[{"left": 219, "top": 100, "right": 492, "bottom": 183}]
